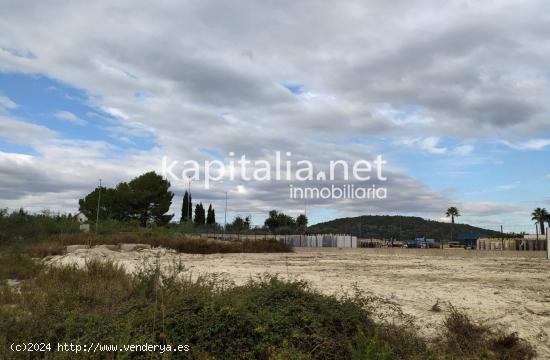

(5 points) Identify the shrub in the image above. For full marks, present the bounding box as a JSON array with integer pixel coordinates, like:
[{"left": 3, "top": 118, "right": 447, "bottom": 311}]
[
  {"left": 438, "top": 306, "right": 535, "bottom": 359},
  {"left": 0, "top": 261, "right": 536, "bottom": 359},
  {"left": 0, "top": 263, "right": 430, "bottom": 359},
  {"left": 0, "top": 209, "right": 80, "bottom": 247}
]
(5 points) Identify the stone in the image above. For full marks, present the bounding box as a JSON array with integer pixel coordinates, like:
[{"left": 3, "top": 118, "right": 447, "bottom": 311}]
[
  {"left": 120, "top": 243, "right": 152, "bottom": 252},
  {"left": 66, "top": 245, "right": 89, "bottom": 253}
]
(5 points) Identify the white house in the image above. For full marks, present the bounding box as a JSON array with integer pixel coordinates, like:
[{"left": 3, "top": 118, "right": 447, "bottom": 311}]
[{"left": 75, "top": 212, "right": 90, "bottom": 232}]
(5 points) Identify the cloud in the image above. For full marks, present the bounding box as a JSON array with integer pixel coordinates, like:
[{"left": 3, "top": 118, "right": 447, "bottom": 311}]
[
  {"left": 0, "top": 116, "right": 57, "bottom": 145},
  {"left": 0, "top": 95, "right": 17, "bottom": 110},
  {"left": 398, "top": 137, "right": 447, "bottom": 154},
  {"left": 54, "top": 110, "right": 87, "bottom": 125},
  {"left": 454, "top": 144, "right": 474, "bottom": 156},
  {"left": 496, "top": 183, "right": 518, "bottom": 191},
  {"left": 0, "top": 0, "right": 548, "bottom": 224},
  {"left": 460, "top": 202, "right": 525, "bottom": 217},
  {"left": 502, "top": 138, "right": 550, "bottom": 151}
]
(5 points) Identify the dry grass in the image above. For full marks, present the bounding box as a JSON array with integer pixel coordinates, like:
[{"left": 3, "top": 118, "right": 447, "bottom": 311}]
[
  {"left": 0, "top": 260, "right": 425, "bottom": 359},
  {"left": 0, "top": 250, "right": 43, "bottom": 280},
  {"left": 0, "top": 259, "right": 535, "bottom": 359},
  {"left": 29, "top": 232, "right": 292, "bottom": 257},
  {"left": 437, "top": 306, "right": 536, "bottom": 359}
]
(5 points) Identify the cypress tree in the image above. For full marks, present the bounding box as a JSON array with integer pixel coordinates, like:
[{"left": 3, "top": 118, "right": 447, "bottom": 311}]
[
  {"left": 194, "top": 202, "right": 206, "bottom": 225},
  {"left": 206, "top": 204, "right": 216, "bottom": 225},
  {"left": 181, "top": 191, "right": 188, "bottom": 223},
  {"left": 181, "top": 191, "right": 193, "bottom": 223}
]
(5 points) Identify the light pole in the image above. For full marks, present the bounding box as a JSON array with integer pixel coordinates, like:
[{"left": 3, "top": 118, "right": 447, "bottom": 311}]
[{"left": 95, "top": 179, "right": 102, "bottom": 233}]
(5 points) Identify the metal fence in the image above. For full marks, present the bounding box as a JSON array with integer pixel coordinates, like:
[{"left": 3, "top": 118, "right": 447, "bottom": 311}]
[{"left": 199, "top": 233, "right": 358, "bottom": 248}]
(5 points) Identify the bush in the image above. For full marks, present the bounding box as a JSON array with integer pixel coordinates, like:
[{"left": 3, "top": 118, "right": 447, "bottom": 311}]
[
  {"left": 0, "top": 261, "right": 535, "bottom": 359},
  {"left": 0, "top": 209, "right": 80, "bottom": 247},
  {"left": 0, "top": 262, "right": 430, "bottom": 359},
  {"left": 437, "top": 306, "right": 535, "bottom": 359}
]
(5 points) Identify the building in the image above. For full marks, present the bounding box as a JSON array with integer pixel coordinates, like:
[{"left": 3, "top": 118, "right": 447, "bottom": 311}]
[
  {"left": 457, "top": 233, "right": 480, "bottom": 249},
  {"left": 75, "top": 212, "right": 90, "bottom": 232},
  {"left": 415, "top": 237, "right": 438, "bottom": 248}
]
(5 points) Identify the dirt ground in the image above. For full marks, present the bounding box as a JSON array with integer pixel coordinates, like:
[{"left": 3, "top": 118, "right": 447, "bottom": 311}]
[{"left": 47, "top": 247, "right": 550, "bottom": 358}]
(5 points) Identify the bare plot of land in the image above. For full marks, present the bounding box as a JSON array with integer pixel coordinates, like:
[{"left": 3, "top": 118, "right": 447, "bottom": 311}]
[{"left": 47, "top": 247, "right": 550, "bottom": 358}]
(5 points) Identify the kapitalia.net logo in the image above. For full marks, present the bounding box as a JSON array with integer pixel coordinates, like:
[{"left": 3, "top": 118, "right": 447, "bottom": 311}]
[{"left": 161, "top": 151, "right": 388, "bottom": 200}]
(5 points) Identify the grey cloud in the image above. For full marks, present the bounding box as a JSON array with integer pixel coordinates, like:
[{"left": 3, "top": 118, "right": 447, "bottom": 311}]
[
  {"left": 0, "top": 0, "right": 547, "bottom": 223},
  {"left": 0, "top": 116, "right": 57, "bottom": 145}
]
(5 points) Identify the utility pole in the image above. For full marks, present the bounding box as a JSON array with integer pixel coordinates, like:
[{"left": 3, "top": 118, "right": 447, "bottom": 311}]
[
  {"left": 187, "top": 177, "right": 192, "bottom": 222},
  {"left": 223, "top": 191, "right": 227, "bottom": 240},
  {"left": 501, "top": 224, "right": 504, "bottom": 251},
  {"left": 304, "top": 199, "right": 307, "bottom": 236},
  {"left": 95, "top": 179, "right": 102, "bottom": 233},
  {"left": 547, "top": 225, "right": 549, "bottom": 260}
]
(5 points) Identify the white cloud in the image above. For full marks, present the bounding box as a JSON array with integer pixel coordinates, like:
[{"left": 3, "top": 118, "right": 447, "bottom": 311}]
[
  {"left": 0, "top": 95, "right": 16, "bottom": 110},
  {"left": 460, "top": 202, "right": 525, "bottom": 217},
  {"left": 54, "top": 110, "right": 87, "bottom": 126},
  {"left": 0, "top": 116, "right": 57, "bottom": 145},
  {"left": 502, "top": 139, "right": 550, "bottom": 151},
  {"left": 399, "top": 137, "right": 447, "bottom": 154},
  {"left": 454, "top": 144, "right": 474, "bottom": 156},
  {"left": 496, "top": 183, "right": 517, "bottom": 191}
]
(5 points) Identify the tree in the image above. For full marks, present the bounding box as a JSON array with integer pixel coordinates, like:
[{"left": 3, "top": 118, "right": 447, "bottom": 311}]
[
  {"left": 194, "top": 203, "right": 205, "bottom": 225},
  {"left": 78, "top": 171, "right": 174, "bottom": 227},
  {"left": 229, "top": 215, "right": 251, "bottom": 233},
  {"left": 181, "top": 191, "right": 192, "bottom": 223},
  {"left": 128, "top": 172, "right": 174, "bottom": 226},
  {"left": 111, "top": 182, "right": 133, "bottom": 221},
  {"left": 206, "top": 204, "right": 216, "bottom": 225},
  {"left": 78, "top": 186, "right": 117, "bottom": 221},
  {"left": 445, "top": 207, "right": 460, "bottom": 242},
  {"left": 264, "top": 210, "right": 297, "bottom": 233},
  {"left": 531, "top": 207, "right": 548, "bottom": 236},
  {"left": 264, "top": 210, "right": 279, "bottom": 232},
  {"left": 296, "top": 214, "right": 308, "bottom": 233}
]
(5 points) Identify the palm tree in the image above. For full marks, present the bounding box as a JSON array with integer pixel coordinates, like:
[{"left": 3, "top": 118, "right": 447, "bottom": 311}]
[
  {"left": 445, "top": 207, "right": 460, "bottom": 243},
  {"left": 531, "top": 208, "right": 548, "bottom": 236}
]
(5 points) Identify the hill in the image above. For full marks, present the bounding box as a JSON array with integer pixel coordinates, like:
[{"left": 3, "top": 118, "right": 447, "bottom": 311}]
[{"left": 308, "top": 215, "right": 506, "bottom": 241}]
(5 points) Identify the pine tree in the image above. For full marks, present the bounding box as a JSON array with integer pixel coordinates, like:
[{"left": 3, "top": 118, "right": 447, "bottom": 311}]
[{"left": 206, "top": 204, "right": 216, "bottom": 225}]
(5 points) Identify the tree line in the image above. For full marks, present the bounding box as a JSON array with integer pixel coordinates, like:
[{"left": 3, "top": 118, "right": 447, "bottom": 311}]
[
  {"left": 180, "top": 190, "right": 216, "bottom": 226},
  {"left": 78, "top": 172, "right": 307, "bottom": 233}
]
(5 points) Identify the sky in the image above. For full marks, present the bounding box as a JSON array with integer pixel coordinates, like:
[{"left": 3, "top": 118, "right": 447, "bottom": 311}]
[{"left": 0, "top": 1, "right": 549, "bottom": 232}]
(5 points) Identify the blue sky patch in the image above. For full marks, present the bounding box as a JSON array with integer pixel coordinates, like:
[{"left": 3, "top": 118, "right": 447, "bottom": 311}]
[
  {"left": 283, "top": 83, "right": 304, "bottom": 95},
  {"left": 0, "top": 72, "right": 156, "bottom": 153}
]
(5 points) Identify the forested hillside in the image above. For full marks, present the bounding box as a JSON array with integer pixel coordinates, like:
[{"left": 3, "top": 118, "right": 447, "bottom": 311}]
[{"left": 309, "top": 215, "right": 507, "bottom": 240}]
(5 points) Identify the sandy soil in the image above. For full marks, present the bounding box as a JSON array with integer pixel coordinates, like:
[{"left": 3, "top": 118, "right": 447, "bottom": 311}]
[{"left": 46, "top": 247, "right": 550, "bottom": 358}]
